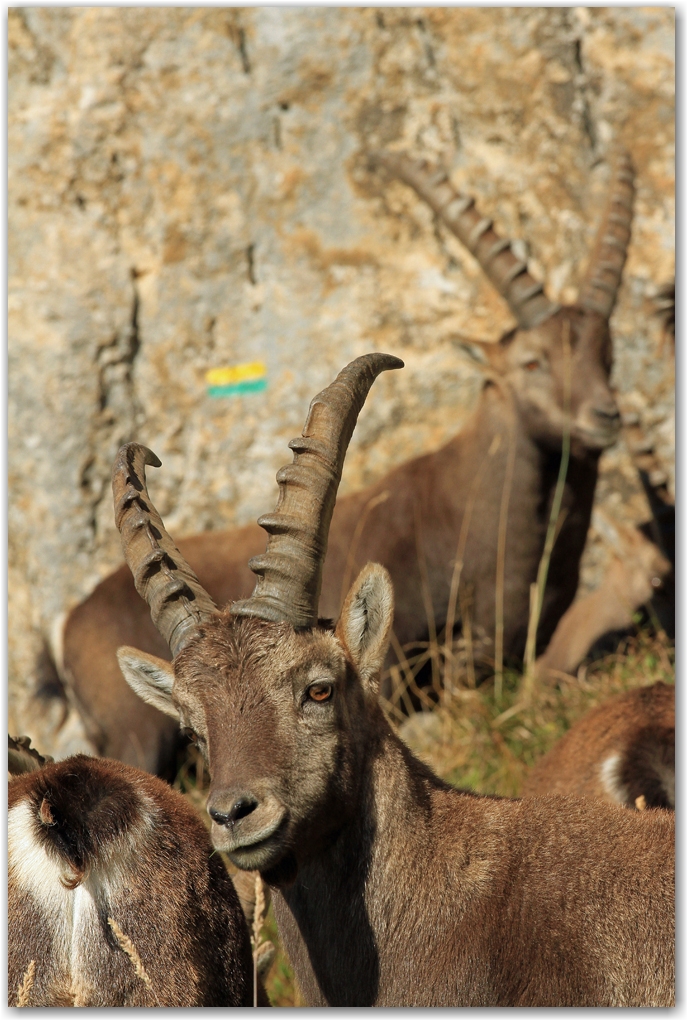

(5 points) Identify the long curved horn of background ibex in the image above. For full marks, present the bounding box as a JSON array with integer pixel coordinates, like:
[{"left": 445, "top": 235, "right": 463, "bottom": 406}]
[
  {"left": 232, "top": 353, "right": 404, "bottom": 629},
  {"left": 112, "top": 444, "right": 219, "bottom": 656},
  {"left": 372, "top": 150, "right": 560, "bottom": 330},
  {"left": 577, "top": 150, "right": 635, "bottom": 319}
]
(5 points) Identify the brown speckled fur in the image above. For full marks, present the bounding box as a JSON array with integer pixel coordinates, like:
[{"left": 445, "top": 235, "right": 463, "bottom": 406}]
[
  {"left": 122, "top": 571, "right": 674, "bottom": 1006},
  {"left": 8, "top": 755, "right": 263, "bottom": 1006}
]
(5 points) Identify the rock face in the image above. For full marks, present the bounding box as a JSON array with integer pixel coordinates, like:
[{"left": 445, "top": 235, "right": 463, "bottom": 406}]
[{"left": 9, "top": 8, "right": 673, "bottom": 752}]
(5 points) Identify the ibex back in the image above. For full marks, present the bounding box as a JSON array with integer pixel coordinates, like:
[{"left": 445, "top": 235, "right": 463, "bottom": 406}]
[
  {"left": 113, "top": 356, "right": 674, "bottom": 1007},
  {"left": 56, "top": 152, "right": 633, "bottom": 774}
]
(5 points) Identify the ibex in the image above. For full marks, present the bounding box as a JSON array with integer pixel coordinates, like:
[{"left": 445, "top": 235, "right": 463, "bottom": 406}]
[
  {"left": 113, "top": 355, "right": 673, "bottom": 1007},
  {"left": 8, "top": 752, "right": 264, "bottom": 1006},
  {"left": 9, "top": 734, "right": 53, "bottom": 776},
  {"left": 51, "top": 150, "right": 633, "bottom": 775},
  {"left": 534, "top": 518, "right": 671, "bottom": 680},
  {"left": 522, "top": 682, "right": 674, "bottom": 811}
]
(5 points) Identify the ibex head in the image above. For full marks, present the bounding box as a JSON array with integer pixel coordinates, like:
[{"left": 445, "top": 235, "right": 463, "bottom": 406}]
[
  {"left": 114, "top": 354, "right": 402, "bottom": 881},
  {"left": 374, "top": 150, "right": 634, "bottom": 454}
]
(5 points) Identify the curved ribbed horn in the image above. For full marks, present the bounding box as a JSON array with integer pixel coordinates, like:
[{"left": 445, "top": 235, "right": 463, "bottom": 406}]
[
  {"left": 654, "top": 280, "right": 675, "bottom": 342},
  {"left": 373, "top": 150, "right": 560, "bottom": 330},
  {"left": 112, "top": 444, "right": 219, "bottom": 656},
  {"left": 232, "top": 353, "right": 404, "bottom": 629},
  {"left": 577, "top": 150, "right": 635, "bottom": 318}
]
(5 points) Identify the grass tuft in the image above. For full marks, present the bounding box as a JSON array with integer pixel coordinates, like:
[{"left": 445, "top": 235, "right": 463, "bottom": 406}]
[{"left": 16, "top": 960, "right": 36, "bottom": 1007}]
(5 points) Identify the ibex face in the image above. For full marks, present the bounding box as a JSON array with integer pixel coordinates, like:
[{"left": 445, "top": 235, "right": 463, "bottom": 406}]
[
  {"left": 113, "top": 355, "right": 402, "bottom": 878},
  {"left": 491, "top": 307, "right": 618, "bottom": 454},
  {"left": 376, "top": 150, "right": 632, "bottom": 455},
  {"left": 120, "top": 564, "right": 390, "bottom": 879},
  {"left": 180, "top": 619, "right": 354, "bottom": 875}
]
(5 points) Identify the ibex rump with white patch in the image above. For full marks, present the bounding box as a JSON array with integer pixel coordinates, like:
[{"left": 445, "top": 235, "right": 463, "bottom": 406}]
[
  {"left": 523, "top": 681, "right": 674, "bottom": 810},
  {"left": 8, "top": 754, "right": 260, "bottom": 1006}
]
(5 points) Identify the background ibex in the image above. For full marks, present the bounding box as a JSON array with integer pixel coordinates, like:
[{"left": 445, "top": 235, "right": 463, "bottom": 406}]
[
  {"left": 9, "top": 752, "right": 262, "bottom": 1006},
  {"left": 53, "top": 150, "right": 633, "bottom": 776},
  {"left": 522, "top": 681, "right": 674, "bottom": 810},
  {"left": 534, "top": 516, "right": 670, "bottom": 680},
  {"left": 113, "top": 355, "right": 674, "bottom": 1007}
]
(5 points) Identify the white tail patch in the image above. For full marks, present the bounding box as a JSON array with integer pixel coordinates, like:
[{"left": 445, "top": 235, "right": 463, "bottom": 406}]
[
  {"left": 48, "top": 612, "right": 68, "bottom": 680},
  {"left": 9, "top": 801, "right": 73, "bottom": 920},
  {"left": 9, "top": 794, "right": 154, "bottom": 994},
  {"left": 599, "top": 753, "right": 629, "bottom": 806}
]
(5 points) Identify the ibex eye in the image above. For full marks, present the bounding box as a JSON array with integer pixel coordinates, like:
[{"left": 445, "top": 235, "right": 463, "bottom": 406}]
[
  {"left": 307, "top": 683, "right": 333, "bottom": 703},
  {"left": 182, "top": 727, "right": 199, "bottom": 744},
  {"left": 523, "top": 360, "right": 540, "bottom": 372}
]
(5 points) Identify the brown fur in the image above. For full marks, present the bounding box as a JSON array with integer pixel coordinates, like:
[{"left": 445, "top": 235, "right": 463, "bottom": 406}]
[
  {"left": 522, "top": 682, "right": 674, "bottom": 810},
  {"left": 59, "top": 304, "right": 618, "bottom": 774},
  {"left": 535, "top": 523, "right": 671, "bottom": 678},
  {"left": 8, "top": 755, "right": 265, "bottom": 1006},
  {"left": 119, "top": 565, "right": 674, "bottom": 1006}
]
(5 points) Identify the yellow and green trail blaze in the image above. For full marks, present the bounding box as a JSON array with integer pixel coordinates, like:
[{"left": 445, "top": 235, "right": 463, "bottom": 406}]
[{"left": 206, "top": 361, "right": 267, "bottom": 398}]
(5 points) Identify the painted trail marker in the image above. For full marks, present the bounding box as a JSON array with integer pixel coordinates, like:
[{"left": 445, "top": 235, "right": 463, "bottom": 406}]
[{"left": 206, "top": 361, "right": 267, "bottom": 398}]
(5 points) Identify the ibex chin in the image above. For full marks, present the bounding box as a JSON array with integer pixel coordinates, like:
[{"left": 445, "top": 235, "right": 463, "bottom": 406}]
[
  {"left": 522, "top": 681, "right": 674, "bottom": 811},
  {"left": 113, "top": 355, "right": 674, "bottom": 1007},
  {"left": 51, "top": 149, "right": 633, "bottom": 776},
  {"left": 8, "top": 753, "right": 263, "bottom": 1006}
]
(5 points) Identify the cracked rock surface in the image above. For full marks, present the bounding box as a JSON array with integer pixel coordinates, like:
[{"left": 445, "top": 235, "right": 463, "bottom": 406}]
[{"left": 9, "top": 8, "right": 673, "bottom": 750}]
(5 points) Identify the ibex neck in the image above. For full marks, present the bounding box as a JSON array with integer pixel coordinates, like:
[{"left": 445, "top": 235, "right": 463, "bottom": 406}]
[{"left": 270, "top": 723, "right": 458, "bottom": 1006}]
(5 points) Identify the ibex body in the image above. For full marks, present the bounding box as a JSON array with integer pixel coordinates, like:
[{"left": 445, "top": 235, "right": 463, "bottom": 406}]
[
  {"left": 8, "top": 754, "right": 259, "bottom": 1006},
  {"left": 522, "top": 681, "right": 674, "bottom": 810},
  {"left": 55, "top": 152, "right": 633, "bottom": 774},
  {"left": 113, "top": 356, "right": 674, "bottom": 1006}
]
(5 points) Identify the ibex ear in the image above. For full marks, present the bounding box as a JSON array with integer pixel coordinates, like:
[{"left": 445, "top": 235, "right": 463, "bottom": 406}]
[
  {"left": 116, "top": 647, "right": 180, "bottom": 720},
  {"left": 336, "top": 563, "right": 394, "bottom": 692},
  {"left": 456, "top": 338, "right": 506, "bottom": 379}
]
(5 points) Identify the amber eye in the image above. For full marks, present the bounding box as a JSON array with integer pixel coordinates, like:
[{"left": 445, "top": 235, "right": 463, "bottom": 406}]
[
  {"left": 523, "top": 360, "right": 540, "bottom": 372},
  {"left": 307, "top": 683, "right": 333, "bottom": 703},
  {"left": 182, "top": 727, "right": 199, "bottom": 744}
]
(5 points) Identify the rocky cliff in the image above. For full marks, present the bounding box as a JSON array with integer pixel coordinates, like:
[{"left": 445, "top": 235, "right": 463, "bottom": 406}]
[{"left": 9, "top": 7, "right": 674, "bottom": 753}]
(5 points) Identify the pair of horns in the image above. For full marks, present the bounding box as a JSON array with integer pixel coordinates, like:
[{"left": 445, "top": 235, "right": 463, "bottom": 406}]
[
  {"left": 112, "top": 354, "right": 403, "bottom": 656},
  {"left": 373, "top": 148, "right": 634, "bottom": 326}
]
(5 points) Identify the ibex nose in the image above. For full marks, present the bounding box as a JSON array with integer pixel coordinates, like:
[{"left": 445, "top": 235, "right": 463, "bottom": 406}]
[
  {"left": 209, "top": 794, "right": 259, "bottom": 827},
  {"left": 593, "top": 404, "right": 621, "bottom": 425}
]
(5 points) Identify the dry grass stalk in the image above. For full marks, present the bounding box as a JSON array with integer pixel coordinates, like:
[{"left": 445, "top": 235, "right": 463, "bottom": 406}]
[
  {"left": 459, "top": 588, "right": 476, "bottom": 690},
  {"left": 443, "top": 449, "right": 492, "bottom": 693},
  {"left": 414, "top": 502, "right": 441, "bottom": 695},
  {"left": 16, "top": 959, "right": 36, "bottom": 1006},
  {"left": 108, "top": 917, "right": 159, "bottom": 1004},
  {"left": 522, "top": 320, "right": 572, "bottom": 698},
  {"left": 494, "top": 417, "right": 517, "bottom": 704},
  {"left": 252, "top": 872, "right": 268, "bottom": 1006}
]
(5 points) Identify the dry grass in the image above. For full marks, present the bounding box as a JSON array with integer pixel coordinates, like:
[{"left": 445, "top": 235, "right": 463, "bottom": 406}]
[
  {"left": 16, "top": 959, "right": 36, "bottom": 1006},
  {"left": 107, "top": 917, "right": 159, "bottom": 1004},
  {"left": 173, "top": 622, "right": 674, "bottom": 1004},
  {"left": 397, "top": 625, "right": 674, "bottom": 798}
]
